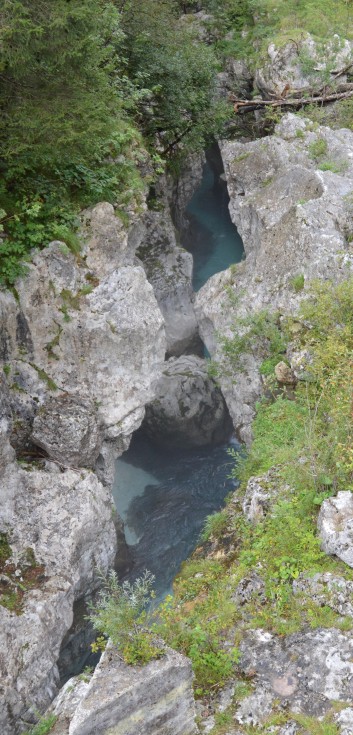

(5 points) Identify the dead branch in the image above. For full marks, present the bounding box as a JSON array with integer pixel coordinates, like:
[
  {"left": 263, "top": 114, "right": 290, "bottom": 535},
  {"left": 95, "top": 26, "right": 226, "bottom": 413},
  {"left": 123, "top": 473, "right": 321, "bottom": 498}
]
[{"left": 231, "top": 87, "right": 353, "bottom": 115}]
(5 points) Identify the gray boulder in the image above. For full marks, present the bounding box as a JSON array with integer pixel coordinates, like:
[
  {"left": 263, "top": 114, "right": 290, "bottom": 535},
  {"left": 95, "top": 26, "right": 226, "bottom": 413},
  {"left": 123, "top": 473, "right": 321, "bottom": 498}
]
[
  {"left": 50, "top": 643, "right": 197, "bottom": 735},
  {"left": 144, "top": 355, "right": 232, "bottom": 448},
  {"left": 138, "top": 210, "right": 199, "bottom": 356},
  {"left": 255, "top": 35, "right": 353, "bottom": 98},
  {"left": 32, "top": 395, "right": 101, "bottom": 468},
  {"left": 238, "top": 627, "right": 353, "bottom": 718},
  {"left": 274, "top": 361, "right": 296, "bottom": 385},
  {"left": 318, "top": 491, "right": 353, "bottom": 567},
  {"left": 242, "top": 470, "right": 287, "bottom": 523}
]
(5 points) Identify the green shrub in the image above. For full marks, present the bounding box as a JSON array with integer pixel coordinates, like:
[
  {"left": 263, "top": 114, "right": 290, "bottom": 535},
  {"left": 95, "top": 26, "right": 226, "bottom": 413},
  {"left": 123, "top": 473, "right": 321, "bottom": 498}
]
[
  {"left": 88, "top": 570, "right": 164, "bottom": 666},
  {"left": 220, "top": 309, "right": 286, "bottom": 374},
  {"left": 21, "top": 714, "right": 57, "bottom": 735},
  {"left": 201, "top": 511, "right": 229, "bottom": 542},
  {"left": 309, "top": 137, "right": 328, "bottom": 160}
]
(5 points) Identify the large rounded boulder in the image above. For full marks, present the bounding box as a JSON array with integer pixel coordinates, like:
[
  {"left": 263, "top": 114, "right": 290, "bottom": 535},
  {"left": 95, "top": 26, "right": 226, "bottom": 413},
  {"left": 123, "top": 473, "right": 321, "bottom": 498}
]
[
  {"left": 144, "top": 355, "right": 233, "bottom": 448},
  {"left": 31, "top": 395, "right": 101, "bottom": 468}
]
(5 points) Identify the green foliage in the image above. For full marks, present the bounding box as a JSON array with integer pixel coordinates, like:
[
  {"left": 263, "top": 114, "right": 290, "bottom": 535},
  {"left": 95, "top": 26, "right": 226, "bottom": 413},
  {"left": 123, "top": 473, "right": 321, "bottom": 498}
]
[
  {"left": 157, "top": 277, "right": 353, "bottom": 690},
  {"left": 0, "top": 0, "right": 233, "bottom": 286},
  {"left": 208, "top": 0, "right": 353, "bottom": 63},
  {"left": 292, "top": 712, "right": 339, "bottom": 735},
  {"left": 88, "top": 569, "right": 164, "bottom": 666},
  {"left": 121, "top": 0, "right": 230, "bottom": 156},
  {"left": 201, "top": 510, "right": 229, "bottom": 542},
  {"left": 219, "top": 309, "right": 286, "bottom": 374},
  {"left": 290, "top": 273, "right": 305, "bottom": 293},
  {"left": 158, "top": 587, "right": 239, "bottom": 695},
  {"left": 318, "top": 160, "right": 345, "bottom": 173},
  {"left": 21, "top": 714, "right": 57, "bottom": 735},
  {"left": 0, "top": 1, "right": 147, "bottom": 286},
  {"left": 0, "top": 533, "right": 11, "bottom": 564},
  {"left": 309, "top": 137, "right": 328, "bottom": 160}
]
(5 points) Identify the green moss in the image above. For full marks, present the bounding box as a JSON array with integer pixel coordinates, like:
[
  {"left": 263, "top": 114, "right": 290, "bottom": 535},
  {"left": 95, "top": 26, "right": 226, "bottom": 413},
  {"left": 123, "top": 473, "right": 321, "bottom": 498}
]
[
  {"left": 44, "top": 322, "right": 62, "bottom": 360},
  {"left": 30, "top": 364, "right": 58, "bottom": 391},
  {"left": 319, "top": 160, "right": 346, "bottom": 173},
  {"left": 22, "top": 714, "right": 58, "bottom": 735},
  {"left": 0, "top": 533, "right": 11, "bottom": 564}
]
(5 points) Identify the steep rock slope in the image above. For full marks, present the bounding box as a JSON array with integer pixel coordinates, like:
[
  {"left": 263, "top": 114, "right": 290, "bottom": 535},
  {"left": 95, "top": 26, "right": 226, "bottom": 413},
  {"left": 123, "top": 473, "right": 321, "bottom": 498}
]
[
  {"left": 196, "top": 113, "right": 353, "bottom": 442},
  {"left": 0, "top": 203, "right": 166, "bottom": 733}
]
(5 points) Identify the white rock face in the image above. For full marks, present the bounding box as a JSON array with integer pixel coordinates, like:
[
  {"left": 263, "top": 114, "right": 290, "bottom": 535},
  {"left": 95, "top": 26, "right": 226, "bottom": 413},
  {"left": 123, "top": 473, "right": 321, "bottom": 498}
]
[
  {"left": 0, "top": 202, "right": 167, "bottom": 732},
  {"left": 0, "top": 442, "right": 116, "bottom": 734},
  {"left": 32, "top": 395, "right": 101, "bottom": 468},
  {"left": 50, "top": 644, "right": 197, "bottom": 735},
  {"left": 318, "top": 492, "right": 353, "bottom": 567},
  {"left": 1, "top": 206, "right": 166, "bottom": 457},
  {"left": 196, "top": 114, "right": 353, "bottom": 441},
  {"left": 256, "top": 34, "right": 353, "bottom": 98},
  {"left": 242, "top": 471, "right": 285, "bottom": 523},
  {"left": 239, "top": 627, "right": 353, "bottom": 716}
]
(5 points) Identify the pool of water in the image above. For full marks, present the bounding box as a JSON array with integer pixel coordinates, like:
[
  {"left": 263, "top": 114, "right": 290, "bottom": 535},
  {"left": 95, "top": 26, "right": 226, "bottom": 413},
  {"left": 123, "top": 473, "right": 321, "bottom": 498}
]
[
  {"left": 184, "top": 160, "right": 244, "bottom": 291},
  {"left": 113, "top": 433, "right": 239, "bottom": 601}
]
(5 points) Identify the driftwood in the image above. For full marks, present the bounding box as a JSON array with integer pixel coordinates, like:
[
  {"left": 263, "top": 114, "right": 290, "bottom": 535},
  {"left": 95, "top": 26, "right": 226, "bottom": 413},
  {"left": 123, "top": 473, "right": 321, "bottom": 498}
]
[{"left": 231, "top": 79, "right": 353, "bottom": 115}]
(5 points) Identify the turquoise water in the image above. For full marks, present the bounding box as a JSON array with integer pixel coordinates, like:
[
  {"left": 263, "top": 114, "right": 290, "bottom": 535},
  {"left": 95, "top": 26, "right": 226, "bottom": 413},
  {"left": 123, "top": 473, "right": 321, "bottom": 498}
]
[{"left": 185, "top": 161, "right": 244, "bottom": 291}]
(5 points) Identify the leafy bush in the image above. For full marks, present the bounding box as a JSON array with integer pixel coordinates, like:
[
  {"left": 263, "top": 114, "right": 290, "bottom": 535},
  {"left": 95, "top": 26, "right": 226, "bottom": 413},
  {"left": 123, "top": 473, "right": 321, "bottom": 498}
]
[
  {"left": 201, "top": 510, "right": 229, "bottom": 542},
  {"left": 309, "top": 137, "right": 328, "bottom": 160},
  {"left": 22, "top": 714, "right": 57, "bottom": 735},
  {"left": 88, "top": 570, "right": 164, "bottom": 666}
]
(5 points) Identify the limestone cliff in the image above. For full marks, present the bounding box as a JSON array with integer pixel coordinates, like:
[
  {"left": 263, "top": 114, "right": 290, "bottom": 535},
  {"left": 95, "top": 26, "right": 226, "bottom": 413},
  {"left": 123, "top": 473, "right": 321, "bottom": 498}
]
[
  {"left": 196, "top": 113, "right": 353, "bottom": 443},
  {"left": 0, "top": 203, "right": 166, "bottom": 733}
]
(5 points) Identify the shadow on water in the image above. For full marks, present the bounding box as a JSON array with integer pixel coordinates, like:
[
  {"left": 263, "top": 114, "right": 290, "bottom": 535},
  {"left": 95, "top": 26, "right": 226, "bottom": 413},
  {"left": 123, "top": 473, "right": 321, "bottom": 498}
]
[{"left": 183, "top": 147, "right": 244, "bottom": 291}]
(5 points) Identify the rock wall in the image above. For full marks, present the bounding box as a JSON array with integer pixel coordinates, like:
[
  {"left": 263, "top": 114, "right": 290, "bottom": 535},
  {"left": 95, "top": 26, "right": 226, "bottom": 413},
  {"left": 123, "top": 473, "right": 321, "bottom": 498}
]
[
  {"left": 50, "top": 645, "right": 197, "bottom": 735},
  {"left": 138, "top": 210, "right": 200, "bottom": 357},
  {"left": 0, "top": 202, "right": 167, "bottom": 733},
  {"left": 196, "top": 113, "right": 353, "bottom": 442}
]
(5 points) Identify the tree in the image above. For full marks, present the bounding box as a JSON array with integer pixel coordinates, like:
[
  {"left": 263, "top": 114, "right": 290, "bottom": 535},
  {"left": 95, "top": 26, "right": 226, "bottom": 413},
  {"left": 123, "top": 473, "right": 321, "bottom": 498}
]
[
  {"left": 88, "top": 570, "right": 164, "bottom": 665},
  {"left": 0, "top": 0, "right": 125, "bottom": 175},
  {"left": 0, "top": 0, "right": 143, "bottom": 284},
  {"left": 120, "top": 0, "right": 225, "bottom": 155}
]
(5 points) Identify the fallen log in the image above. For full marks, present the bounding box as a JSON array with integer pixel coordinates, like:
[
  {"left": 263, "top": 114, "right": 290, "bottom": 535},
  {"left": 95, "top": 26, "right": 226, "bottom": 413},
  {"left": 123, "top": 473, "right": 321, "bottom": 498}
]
[{"left": 231, "top": 87, "right": 353, "bottom": 114}]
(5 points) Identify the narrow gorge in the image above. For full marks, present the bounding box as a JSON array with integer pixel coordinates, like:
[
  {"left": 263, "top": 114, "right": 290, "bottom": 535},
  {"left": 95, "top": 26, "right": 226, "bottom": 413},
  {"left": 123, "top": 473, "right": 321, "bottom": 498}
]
[{"left": 2, "top": 3, "right": 353, "bottom": 735}]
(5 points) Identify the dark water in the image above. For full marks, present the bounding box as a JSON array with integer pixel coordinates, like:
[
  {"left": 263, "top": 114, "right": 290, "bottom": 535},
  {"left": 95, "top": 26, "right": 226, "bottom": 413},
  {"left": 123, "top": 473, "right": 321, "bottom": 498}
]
[
  {"left": 184, "top": 160, "right": 244, "bottom": 291},
  {"left": 113, "top": 433, "right": 239, "bottom": 601}
]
